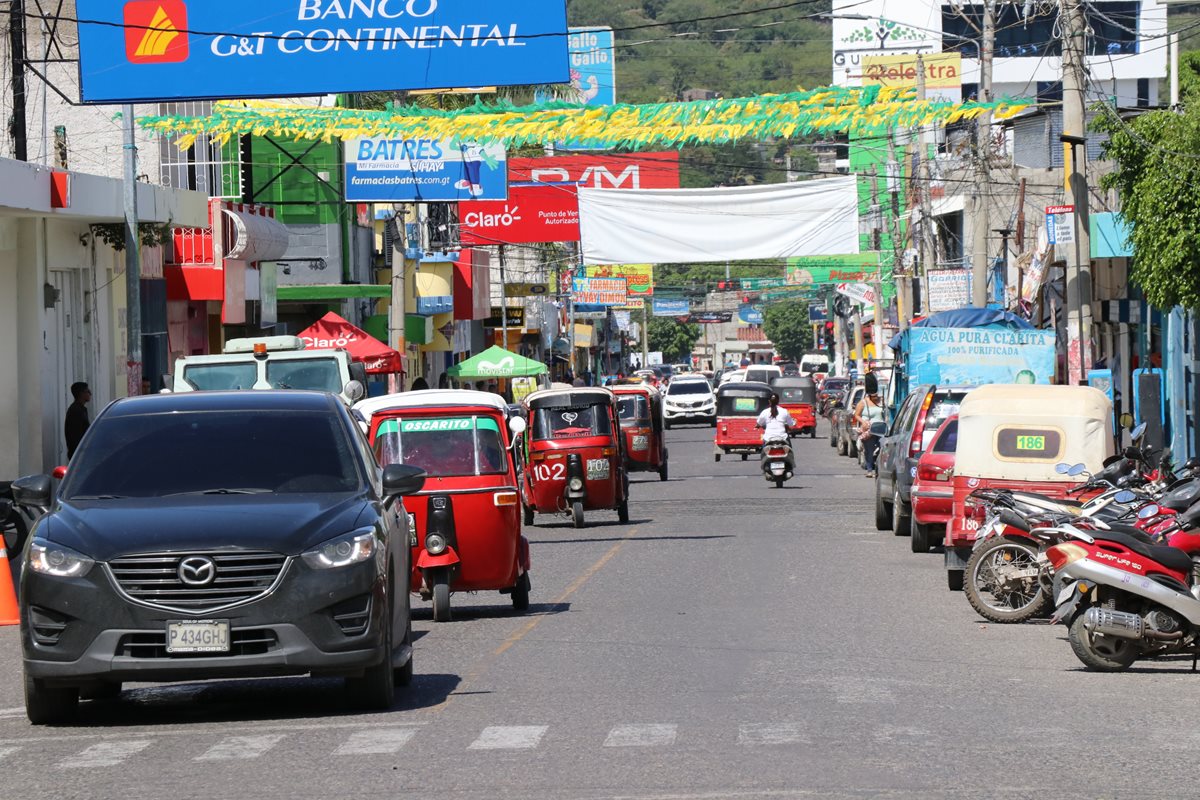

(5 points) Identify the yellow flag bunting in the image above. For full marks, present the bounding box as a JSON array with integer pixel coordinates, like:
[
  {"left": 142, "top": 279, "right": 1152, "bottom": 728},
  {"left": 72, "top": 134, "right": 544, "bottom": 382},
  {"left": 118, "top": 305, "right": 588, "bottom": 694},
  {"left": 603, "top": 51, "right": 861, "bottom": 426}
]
[{"left": 137, "top": 85, "right": 1034, "bottom": 151}]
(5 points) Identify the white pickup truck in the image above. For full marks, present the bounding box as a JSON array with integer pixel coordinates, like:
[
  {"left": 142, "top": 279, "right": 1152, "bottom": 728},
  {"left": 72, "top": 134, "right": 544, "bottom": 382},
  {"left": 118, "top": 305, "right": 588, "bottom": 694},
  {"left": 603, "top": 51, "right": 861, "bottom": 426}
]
[{"left": 170, "top": 336, "right": 367, "bottom": 404}]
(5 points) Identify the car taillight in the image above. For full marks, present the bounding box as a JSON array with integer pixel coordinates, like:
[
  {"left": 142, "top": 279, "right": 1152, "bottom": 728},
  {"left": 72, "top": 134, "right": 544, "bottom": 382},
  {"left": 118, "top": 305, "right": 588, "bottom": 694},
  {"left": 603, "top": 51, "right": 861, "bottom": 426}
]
[
  {"left": 1045, "top": 543, "right": 1089, "bottom": 570},
  {"left": 917, "top": 462, "right": 943, "bottom": 482},
  {"left": 910, "top": 392, "right": 934, "bottom": 456}
]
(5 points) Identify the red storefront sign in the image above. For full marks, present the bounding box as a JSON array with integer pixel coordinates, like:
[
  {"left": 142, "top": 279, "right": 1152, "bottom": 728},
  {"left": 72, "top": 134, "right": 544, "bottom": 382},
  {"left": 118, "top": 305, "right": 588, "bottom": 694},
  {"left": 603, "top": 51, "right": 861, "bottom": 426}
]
[
  {"left": 509, "top": 152, "right": 680, "bottom": 190},
  {"left": 459, "top": 184, "right": 579, "bottom": 245}
]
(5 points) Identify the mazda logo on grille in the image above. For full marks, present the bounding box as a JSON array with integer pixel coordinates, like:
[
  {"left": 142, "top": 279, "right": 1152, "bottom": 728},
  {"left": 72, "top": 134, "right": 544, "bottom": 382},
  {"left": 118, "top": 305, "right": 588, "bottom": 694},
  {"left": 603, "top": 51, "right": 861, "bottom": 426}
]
[{"left": 178, "top": 556, "right": 216, "bottom": 586}]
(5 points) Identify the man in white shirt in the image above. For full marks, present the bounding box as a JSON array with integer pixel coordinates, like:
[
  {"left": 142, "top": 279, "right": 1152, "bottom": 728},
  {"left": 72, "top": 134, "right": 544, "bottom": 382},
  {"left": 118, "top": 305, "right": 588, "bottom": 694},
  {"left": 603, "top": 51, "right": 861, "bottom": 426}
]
[{"left": 756, "top": 394, "right": 794, "bottom": 441}]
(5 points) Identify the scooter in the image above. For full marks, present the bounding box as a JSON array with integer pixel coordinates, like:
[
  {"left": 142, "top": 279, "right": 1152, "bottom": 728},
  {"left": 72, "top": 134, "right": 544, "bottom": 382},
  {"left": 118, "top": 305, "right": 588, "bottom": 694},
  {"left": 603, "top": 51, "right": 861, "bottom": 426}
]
[
  {"left": 760, "top": 437, "right": 795, "bottom": 489},
  {"left": 1048, "top": 501, "right": 1200, "bottom": 671}
]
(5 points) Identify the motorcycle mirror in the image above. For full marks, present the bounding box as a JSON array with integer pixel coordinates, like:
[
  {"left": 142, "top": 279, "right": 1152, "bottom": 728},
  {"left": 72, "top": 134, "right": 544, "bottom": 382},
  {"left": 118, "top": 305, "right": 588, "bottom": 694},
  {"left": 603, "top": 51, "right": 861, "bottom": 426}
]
[
  {"left": 1131, "top": 422, "right": 1148, "bottom": 441},
  {"left": 1055, "top": 463, "right": 1072, "bottom": 475},
  {"left": 1119, "top": 412, "right": 1135, "bottom": 430},
  {"left": 1114, "top": 490, "right": 1138, "bottom": 504},
  {"left": 1067, "top": 464, "right": 1088, "bottom": 477},
  {"left": 508, "top": 416, "right": 528, "bottom": 437},
  {"left": 1186, "top": 457, "right": 1200, "bottom": 471},
  {"left": 1138, "top": 504, "right": 1161, "bottom": 520}
]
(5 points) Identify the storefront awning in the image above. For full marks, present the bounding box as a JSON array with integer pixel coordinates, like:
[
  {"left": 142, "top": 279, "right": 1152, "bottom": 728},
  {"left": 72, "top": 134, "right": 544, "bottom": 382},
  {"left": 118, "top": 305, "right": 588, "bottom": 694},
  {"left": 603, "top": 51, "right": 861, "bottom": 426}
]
[
  {"left": 297, "top": 312, "right": 404, "bottom": 375},
  {"left": 278, "top": 284, "right": 391, "bottom": 301},
  {"left": 223, "top": 208, "right": 290, "bottom": 263}
]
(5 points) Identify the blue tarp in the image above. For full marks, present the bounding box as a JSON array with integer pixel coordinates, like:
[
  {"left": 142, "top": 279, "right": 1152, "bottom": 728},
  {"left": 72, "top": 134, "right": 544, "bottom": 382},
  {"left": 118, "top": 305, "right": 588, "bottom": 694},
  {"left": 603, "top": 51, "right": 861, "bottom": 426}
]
[{"left": 889, "top": 307, "right": 1034, "bottom": 351}]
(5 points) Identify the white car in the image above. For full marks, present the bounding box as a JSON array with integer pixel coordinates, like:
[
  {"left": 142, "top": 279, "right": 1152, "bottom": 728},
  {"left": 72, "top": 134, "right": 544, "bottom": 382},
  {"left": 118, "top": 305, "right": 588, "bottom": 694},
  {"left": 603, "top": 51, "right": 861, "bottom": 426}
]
[
  {"left": 744, "top": 365, "right": 783, "bottom": 385},
  {"left": 663, "top": 377, "right": 716, "bottom": 428},
  {"left": 719, "top": 368, "right": 747, "bottom": 386}
]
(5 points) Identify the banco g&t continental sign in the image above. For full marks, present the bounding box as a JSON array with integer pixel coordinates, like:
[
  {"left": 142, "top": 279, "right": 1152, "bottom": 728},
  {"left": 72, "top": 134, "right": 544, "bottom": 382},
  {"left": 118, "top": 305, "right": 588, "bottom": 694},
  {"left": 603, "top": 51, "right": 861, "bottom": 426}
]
[{"left": 78, "top": 0, "right": 570, "bottom": 103}]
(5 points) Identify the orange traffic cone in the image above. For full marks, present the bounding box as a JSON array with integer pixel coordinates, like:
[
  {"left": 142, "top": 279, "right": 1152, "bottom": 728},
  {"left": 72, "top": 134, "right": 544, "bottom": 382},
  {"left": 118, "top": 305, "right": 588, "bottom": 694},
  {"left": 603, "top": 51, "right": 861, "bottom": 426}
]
[{"left": 0, "top": 546, "right": 19, "bottom": 626}]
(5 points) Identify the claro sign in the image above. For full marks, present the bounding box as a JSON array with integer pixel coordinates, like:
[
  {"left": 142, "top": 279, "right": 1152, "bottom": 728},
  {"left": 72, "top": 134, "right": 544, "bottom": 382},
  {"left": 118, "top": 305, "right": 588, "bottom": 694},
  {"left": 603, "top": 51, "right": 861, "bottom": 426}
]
[
  {"left": 459, "top": 184, "right": 580, "bottom": 245},
  {"left": 509, "top": 153, "right": 681, "bottom": 190},
  {"left": 77, "top": 0, "right": 570, "bottom": 103}
]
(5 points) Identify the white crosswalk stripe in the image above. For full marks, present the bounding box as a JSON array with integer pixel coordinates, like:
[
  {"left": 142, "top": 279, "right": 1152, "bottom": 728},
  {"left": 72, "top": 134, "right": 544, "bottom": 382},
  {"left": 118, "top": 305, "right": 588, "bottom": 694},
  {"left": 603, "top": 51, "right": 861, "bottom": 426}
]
[
  {"left": 60, "top": 741, "right": 152, "bottom": 768},
  {"left": 604, "top": 724, "right": 678, "bottom": 747},
  {"left": 738, "top": 723, "right": 809, "bottom": 746},
  {"left": 468, "top": 725, "right": 548, "bottom": 750},
  {"left": 195, "top": 734, "right": 287, "bottom": 761},
  {"left": 333, "top": 728, "right": 417, "bottom": 755}
]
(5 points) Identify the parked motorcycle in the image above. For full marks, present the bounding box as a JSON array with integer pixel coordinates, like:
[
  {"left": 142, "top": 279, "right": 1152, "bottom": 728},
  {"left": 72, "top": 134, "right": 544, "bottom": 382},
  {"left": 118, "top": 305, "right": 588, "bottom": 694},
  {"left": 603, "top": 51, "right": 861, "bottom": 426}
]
[{"left": 761, "top": 438, "right": 795, "bottom": 489}]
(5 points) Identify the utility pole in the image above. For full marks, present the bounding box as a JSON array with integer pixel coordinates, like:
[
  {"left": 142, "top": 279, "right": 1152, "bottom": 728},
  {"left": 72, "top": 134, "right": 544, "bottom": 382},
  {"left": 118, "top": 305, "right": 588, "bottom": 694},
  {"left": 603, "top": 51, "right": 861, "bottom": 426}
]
[
  {"left": 499, "top": 245, "right": 508, "bottom": 346},
  {"left": 887, "top": 129, "right": 908, "bottom": 333},
  {"left": 388, "top": 212, "right": 407, "bottom": 393},
  {"left": 915, "top": 55, "right": 936, "bottom": 319},
  {"left": 971, "top": 0, "right": 995, "bottom": 307},
  {"left": 9, "top": 0, "right": 27, "bottom": 161},
  {"left": 122, "top": 106, "right": 142, "bottom": 397},
  {"left": 870, "top": 174, "right": 884, "bottom": 363},
  {"left": 1062, "top": 0, "right": 1092, "bottom": 385}
]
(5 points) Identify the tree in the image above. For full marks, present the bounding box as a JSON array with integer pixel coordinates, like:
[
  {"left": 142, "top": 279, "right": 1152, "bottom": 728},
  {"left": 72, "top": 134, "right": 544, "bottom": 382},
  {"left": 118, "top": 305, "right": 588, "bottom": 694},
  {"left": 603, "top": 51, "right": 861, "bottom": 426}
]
[
  {"left": 1093, "top": 102, "right": 1200, "bottom": 309},
  {"left": 763, "top": 302, "right": 814, "bottom": 361},
  {"left": 648, "top": 317, "right": 701, "bottom": 362}
]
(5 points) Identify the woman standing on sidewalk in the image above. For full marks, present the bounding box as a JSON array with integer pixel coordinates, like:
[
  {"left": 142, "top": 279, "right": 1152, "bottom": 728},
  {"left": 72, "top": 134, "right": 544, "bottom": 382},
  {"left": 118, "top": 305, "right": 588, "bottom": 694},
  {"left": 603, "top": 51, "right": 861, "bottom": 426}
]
[{"left": 852, "top": 373, "right": 885, "bottom": 478}]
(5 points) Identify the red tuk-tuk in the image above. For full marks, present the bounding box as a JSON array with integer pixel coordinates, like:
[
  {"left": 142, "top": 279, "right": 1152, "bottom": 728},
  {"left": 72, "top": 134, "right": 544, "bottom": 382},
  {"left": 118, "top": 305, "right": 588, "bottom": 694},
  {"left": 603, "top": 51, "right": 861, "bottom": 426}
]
[
  {"left": 770, "top": 376, "right": 818, "bottom": 438},
  {"left": 714, "top": 382, "right": 774, "bottom": 462},
  {"left": 612, "top": 384, "right": 668, "bottom": 482},
  {"left": 359, "top": 390, "right": 531, "bottom": 622},
  {"left": 522, "top": 387, "right": 629, "bottom": 528}
]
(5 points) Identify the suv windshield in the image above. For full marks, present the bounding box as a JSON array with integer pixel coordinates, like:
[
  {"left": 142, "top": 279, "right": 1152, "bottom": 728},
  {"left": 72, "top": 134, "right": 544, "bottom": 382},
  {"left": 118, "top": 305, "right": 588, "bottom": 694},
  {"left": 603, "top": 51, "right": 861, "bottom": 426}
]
[
  {"left": 65, "top": 410, "right": 361, "bottom": 498},
  {"left": 374, "top": 416, "right": 507, "bottom": 477},
  {"left": 266, "top": 358, "right": 343, "bottom": 392},
  {"left": 182, "top": 363, "right": 258, "bottom": 391},
  {"left": 667, "top": 381, "right": 711, "bottom": 396}
]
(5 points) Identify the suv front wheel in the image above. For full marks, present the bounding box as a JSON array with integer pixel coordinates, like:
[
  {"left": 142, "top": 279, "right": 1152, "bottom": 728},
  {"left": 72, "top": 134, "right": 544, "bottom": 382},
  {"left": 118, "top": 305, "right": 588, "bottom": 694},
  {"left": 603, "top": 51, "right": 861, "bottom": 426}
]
[{"left": 24, "top": 672, "right": 78, "bottom": 725}]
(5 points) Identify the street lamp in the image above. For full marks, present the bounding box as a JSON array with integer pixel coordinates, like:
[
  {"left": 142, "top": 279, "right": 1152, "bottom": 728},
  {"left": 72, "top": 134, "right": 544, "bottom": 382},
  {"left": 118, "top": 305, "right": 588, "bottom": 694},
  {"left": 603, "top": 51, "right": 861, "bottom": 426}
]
[{"left": 1061, "top": 132, "right": 1088, "bottom": 385}]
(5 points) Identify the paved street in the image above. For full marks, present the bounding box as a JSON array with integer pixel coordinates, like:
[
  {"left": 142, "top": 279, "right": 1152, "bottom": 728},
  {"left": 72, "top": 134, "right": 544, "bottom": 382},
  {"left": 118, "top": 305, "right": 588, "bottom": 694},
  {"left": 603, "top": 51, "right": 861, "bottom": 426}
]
[{"left": 1, "top": 422, "right": 1199, "bottom": 799}]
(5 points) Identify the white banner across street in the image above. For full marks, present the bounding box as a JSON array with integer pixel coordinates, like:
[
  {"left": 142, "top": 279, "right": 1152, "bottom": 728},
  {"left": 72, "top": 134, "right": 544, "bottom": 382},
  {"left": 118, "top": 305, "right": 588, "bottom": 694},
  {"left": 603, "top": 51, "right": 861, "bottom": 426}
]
[{"left": 578, "top": 177, "right": 860, "bottom": 265}]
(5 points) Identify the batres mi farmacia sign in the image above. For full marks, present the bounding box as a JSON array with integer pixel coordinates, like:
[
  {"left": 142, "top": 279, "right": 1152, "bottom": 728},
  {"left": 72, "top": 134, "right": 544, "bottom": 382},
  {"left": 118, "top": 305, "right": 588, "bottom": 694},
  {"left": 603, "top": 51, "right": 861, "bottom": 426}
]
[{"left": 77, "top": 0, "right": 570, "bottom": 103}]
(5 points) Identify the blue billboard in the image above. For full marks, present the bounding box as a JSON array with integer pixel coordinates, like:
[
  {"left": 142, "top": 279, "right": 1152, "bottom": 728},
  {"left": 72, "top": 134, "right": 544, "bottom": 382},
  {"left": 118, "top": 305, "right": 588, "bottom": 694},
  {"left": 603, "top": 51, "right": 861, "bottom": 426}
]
[
  {"left": 906, "top": 328, "right": 1057, "bottom": 393},
  {"left": 652, "top": 298, "right": 690, "bottom": 317},
  {"left": 77, "top": 0, "right": 570, "bottom": 104},
  {"left": 738, "top": 304, "right": 764, "bottom": 325},
  {"left": 345, "top": 138, "right": 506, "bottom": 202}
]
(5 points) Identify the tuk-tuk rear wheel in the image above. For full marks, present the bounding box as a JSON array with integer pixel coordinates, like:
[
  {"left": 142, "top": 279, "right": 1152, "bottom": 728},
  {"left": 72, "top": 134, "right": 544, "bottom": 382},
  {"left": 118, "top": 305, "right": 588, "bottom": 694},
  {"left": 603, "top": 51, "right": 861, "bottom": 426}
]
[
  {"left": 511, "top": 573, "right": 530, "bottom": 612},
  {"left": 571, "top": 502, "right": 585, "bottom": 528},
  {"left": 741, "top": 454, "right": 748, "bottom": 461},
  {"left": 714, "top": 453, "right": 721, "bottom": 462},
  {"left": 618, "top": 499, "right": 630, "bottom": 523},
  {"left": 659, "top": 461, "right": 669, "bottom": 481},
  {"left": 774, "top": 478, "right": 785, "bottom": 488},
  {"left": 523, "top": 504, "right": 535, "bottom": 526}
]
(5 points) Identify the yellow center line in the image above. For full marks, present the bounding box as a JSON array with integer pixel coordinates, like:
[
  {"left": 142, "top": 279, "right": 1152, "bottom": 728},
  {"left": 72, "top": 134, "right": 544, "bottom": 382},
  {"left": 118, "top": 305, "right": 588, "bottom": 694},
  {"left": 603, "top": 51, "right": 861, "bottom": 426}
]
[{"left": 422, "top": 526, "right": 638, "bottom": 713}]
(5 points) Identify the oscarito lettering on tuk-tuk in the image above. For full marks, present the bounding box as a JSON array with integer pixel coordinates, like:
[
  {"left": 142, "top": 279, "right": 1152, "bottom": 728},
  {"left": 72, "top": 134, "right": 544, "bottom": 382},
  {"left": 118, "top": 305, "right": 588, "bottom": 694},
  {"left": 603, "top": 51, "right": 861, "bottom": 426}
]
[{"left": 399, "top": 418, "right": 473, "bottom": 433}]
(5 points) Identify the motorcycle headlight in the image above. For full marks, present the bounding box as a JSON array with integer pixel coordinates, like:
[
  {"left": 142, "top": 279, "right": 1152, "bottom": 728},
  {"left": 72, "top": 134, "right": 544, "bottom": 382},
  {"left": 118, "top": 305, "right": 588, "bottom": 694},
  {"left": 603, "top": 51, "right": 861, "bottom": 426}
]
[
  {"left": 425, "top": 533, "right": 448, "bottom": 556},
  {"left": 569, "top": 477, "right": 585, "bottom": 492},
  {"left": 28, "top": 539, "right": 94, "bottom": 578},
  {"left": 302, "top": 529, "right": 377, "bottom": 570}
]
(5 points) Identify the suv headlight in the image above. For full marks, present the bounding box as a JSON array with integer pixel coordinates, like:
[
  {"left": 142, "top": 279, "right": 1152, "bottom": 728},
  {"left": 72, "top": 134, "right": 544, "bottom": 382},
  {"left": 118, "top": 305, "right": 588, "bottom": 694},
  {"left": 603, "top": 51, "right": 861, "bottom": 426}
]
[
  {"left": 29, "top": 539, "right": 94, "bottom": 578},
  {"left": 302, "top": 529, "right": 378, "bottom": 570}
]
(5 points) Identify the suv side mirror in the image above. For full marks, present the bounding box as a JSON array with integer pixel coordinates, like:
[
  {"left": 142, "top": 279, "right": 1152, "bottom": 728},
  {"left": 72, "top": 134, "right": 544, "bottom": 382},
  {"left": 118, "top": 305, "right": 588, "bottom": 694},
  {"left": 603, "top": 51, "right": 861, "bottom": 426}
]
[
  {"left": 12, "top": 474, "right": 52, "bottom": 510},
  {"left": 382, "top": 464, "right": 426, "bottom": 503}
]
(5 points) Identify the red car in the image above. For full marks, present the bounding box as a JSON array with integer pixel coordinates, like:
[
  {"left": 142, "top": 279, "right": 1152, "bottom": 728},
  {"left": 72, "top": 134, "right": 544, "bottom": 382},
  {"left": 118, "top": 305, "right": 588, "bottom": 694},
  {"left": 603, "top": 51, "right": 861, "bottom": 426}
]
[{"left": 910, "top": 415, "right": 957, "bottom": 554}]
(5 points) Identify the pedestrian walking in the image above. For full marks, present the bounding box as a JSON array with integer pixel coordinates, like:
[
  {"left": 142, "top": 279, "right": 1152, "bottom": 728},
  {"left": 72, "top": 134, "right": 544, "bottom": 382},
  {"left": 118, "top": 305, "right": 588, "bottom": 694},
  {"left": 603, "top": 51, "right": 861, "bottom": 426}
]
[
  {"left": 65, "top": 381, "right": 91, "bottom": 459},
  {"left": 852, "top": 373, "right": 885, "bottom": 478}
]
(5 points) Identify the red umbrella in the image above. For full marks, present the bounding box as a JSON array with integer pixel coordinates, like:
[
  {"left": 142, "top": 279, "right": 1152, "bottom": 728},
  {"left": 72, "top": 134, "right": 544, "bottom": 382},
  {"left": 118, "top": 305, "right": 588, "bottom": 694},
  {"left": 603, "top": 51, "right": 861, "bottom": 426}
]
[{"left": 298, "top": 312, "right": 404, "bottom": 375}]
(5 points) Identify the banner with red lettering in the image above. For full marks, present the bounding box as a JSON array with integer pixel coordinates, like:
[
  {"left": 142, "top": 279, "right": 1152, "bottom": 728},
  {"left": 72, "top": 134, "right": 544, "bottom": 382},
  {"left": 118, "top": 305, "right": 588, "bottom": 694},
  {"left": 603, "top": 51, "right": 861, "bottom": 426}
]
[{"left": 509, "top": 153, "right": 680, "bottom": 190}]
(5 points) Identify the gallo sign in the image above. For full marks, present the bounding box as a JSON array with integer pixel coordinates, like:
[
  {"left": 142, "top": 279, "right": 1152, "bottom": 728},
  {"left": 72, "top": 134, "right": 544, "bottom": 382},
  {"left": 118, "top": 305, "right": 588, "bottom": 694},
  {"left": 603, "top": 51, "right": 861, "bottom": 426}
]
[
  {"left": 77, "top": 0, "right": 570, "bottom": 104},
  {"left": 459, "top": 184, "right": 579, "bottom": 245}
]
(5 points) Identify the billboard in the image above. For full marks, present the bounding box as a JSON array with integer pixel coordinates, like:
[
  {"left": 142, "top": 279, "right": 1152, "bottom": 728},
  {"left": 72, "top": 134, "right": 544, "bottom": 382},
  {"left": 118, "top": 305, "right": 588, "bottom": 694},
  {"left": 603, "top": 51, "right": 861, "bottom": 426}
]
[
  {"left": 535, "top": 26, "right": 616, "bottom": 107},
  {"left": 738, "top": 304, "right": 764, "bottom": 325},
  {"left": 77, "top": 0, "right": 571, "bottom": 103},
  {"left": 584, "top": 264, "right": 654, "bottom": 295},
  {"left": 926, "top": 269, "right": 971, "bottom": 312},
  {"left": 345, "top": 139, "right": 506, "bottom": 202},
  {"left": 861, "top": 53, "right": 962, "bottom": 104},
  {"left": 786, "top": 253, "right": 881, "bottom": 285},
  {"left": 509, "top": 153, "right": 681, "bottom": 190},
  {"left": 652, "top": 298, "right": 690, "bottom": 317},
  {"left": 906, "top": 328, "right": 1057, "bottom": 392},
  {"left": 572, "top": 277, "right": 628, "bottom": 306},
  {"left": 459, "top": 184, "right": 579, "bottom": 245}
]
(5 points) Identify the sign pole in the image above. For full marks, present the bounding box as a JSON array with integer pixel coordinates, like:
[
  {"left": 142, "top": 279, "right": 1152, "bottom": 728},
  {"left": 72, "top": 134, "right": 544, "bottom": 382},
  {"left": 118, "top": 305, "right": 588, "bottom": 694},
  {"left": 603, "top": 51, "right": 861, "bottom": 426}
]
[
  {"left": 122, "top": 105, "right": 142, "bottom": 397},
  {"left": 500, "top": 245, "right": 508, "bottom": 346}
]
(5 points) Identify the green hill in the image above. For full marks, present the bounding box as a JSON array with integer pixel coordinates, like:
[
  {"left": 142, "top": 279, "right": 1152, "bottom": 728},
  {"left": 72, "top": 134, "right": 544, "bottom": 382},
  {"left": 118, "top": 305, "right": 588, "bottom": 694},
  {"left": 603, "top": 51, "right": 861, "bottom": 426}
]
[{"left": 566, "top": 0, "right": 836, "bottom": 103}]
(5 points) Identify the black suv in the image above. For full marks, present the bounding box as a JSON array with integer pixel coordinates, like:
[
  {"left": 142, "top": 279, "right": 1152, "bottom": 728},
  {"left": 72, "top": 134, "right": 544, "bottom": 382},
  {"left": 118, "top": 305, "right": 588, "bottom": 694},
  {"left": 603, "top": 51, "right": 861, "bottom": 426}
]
[
  {"left": 874, "top": 385, "right": 973, "bottom": 537},
  {"left": 12, "top": 391, "right": 425, "bottom": 724}
]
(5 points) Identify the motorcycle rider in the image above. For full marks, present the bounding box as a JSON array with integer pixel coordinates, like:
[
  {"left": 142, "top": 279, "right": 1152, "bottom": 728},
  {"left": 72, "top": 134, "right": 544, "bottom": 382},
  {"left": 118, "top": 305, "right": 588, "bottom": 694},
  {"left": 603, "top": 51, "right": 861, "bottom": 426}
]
[{"left": 756, "top": 393, "right": 794, "bottom": 441}]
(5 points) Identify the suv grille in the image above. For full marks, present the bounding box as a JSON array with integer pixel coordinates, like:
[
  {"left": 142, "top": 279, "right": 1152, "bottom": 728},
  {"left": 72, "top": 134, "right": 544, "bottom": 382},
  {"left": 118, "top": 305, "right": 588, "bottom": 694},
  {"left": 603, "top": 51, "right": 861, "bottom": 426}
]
[{"left": 108, "top": 551, "right": 288, "bottom": 612}]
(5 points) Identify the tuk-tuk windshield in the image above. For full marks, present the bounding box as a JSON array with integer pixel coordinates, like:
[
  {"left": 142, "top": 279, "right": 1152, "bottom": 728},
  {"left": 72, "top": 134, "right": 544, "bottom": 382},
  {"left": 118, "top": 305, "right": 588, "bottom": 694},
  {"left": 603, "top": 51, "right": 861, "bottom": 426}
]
[
  {"left": 533, "top": 405, "right": 612, "bottom": 440},
  {"left": 374, "top": 416, "right": 507, "bottom": 477},
  {"left": 717, "top": 392, "right": 770, "bottom": 417},
  {"left": 777, "top": 387, "right": 815, "bottom": 405},
  {"left": 617, "top": 395, "right": 649, "bottom": 424}
]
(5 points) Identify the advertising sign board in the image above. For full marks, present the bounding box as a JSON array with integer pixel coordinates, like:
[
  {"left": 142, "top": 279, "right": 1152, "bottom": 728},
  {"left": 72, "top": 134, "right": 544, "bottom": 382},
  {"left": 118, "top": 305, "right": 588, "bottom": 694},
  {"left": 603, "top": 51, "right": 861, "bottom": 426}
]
[
  {"left": 688, "top": 311, "right": 733, "bottom": 324},
  {"left": 786, "top": 253, "right": 881, "bottom": 285},
  {"left": 509, "top": 153, "right": 681, "bottom": 190},
  {"left": 535, "top": 26, "right": 616, "bottom": 107},
  {"left": 1046, "top": 205, "right": 1075, "bottom": 245},
  {"left": 459, "top": 184, "right": 579, "bottom": 245},
  {"left": 809, "top": 304, "right": 829, "bottom": 323},
  {"left": 926, "top": 269, "right": 971, "bottom": 312},
  {"left": 835, "top": 282, "right": 878, "bottom": 308},
  {"left": 505, "top": 283, "right": 550, "bottom": 297},
  {"left": 906, "top": 328, "right": 1057, "bottom": 393},
  {"left": 344, "top": 139, "right": 506, "bottom": 202},
  {"left": 652, "top": 298, "right": 690, "bottom": 317},
  {"left": 585, "top": 264, "right": 654, "bottom": 295},
  {"left": 77, "top": 0, "right": 570, "bottom": 104},
  {"left": 485, "top": 306, "right": 525, "bottom": 328},
  {"left": 738, "top": 304, "right": 765, "bottom": 325},
  {"left": 861, "top": 53, "right": 962, "bottom": 103},
  {"left": 572, "top": 277, "right": 628, "bottom": 306}
]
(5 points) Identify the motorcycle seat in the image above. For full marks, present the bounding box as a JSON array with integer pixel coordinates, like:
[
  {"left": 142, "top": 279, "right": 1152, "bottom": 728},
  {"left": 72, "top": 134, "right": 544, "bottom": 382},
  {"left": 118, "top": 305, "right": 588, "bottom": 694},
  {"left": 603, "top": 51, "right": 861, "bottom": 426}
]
[{"left": 1090, "top": 529, "right": 1195, "bottom": 574}]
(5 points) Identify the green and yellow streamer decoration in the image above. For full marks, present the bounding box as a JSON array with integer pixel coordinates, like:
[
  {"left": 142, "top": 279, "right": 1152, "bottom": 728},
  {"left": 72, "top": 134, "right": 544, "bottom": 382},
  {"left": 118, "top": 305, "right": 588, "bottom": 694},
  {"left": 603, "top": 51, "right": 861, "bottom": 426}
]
[{"left": 138, "top": 85, "right": 1034, "bottom": 150}]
